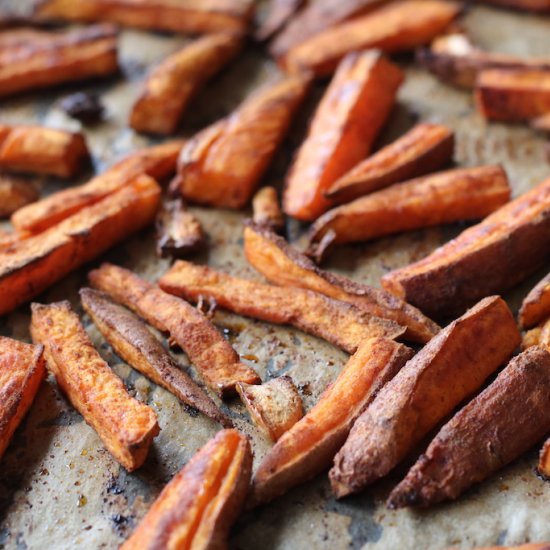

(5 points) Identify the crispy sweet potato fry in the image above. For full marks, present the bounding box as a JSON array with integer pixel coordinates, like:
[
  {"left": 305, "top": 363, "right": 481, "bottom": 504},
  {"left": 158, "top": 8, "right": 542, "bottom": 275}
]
[
  {"left": 0, "top": 175, "right": 38, "bottom": 217},
  {"left": 121, "top": 429, "right": 252, "bottom": 550},
  {"left": 80, "top": 288, "right": 232, "bottom": 428},
  {"left": 130, "top": 33, "right": 242, "bottom": 135},
  {"left": 255, "top": 0, "right": 304, "bottom": 41},
  {"left": 160, "top": 261, "right": 405, "bottom": 354},
  {"left": 519, "top": 273, "right": 550, "bottom": 328},
  {"left": 329, "top": 296, "right": 520, "bottom": 498},
  {"left": 474, "top": 0, "right": 550, "bottom": 12},
  {"left": 31, "top": 301, "right": 159, "bottom": 471},
  {"left": 251, "top": 338, "right": 412, "bottom": 505},
  {"left": 280, "top": 0, "right": 461, "bottom": 77},
  {"left": 381, "top": 177, "right": 550, "bottom": 319},
  {"left": 251, "top": 186, "right": 284, "bottom": 233},
  {"left": 172, "top": 73, "right": 310, "bottom": 209},
  {"left": 522, "top": 318, "right": 550, "bottom": 352},
  {"left": 0, "top": 175, "right": 160, "bottom": 317},
  {"left": 388, "top": 346, "right": 550, "bottom": 508},
  {"left": 88, "top": 263, "right": 260, "bottom": 397},
  {"left": 0, "top": 337, "right": 45, "bottom": 460},
  {"left": 283, "top": 51, "right": 403, "bottom": 221}
]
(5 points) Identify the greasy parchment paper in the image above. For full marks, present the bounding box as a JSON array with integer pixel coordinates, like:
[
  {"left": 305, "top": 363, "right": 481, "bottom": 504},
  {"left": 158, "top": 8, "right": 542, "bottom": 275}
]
[{"left": 1, "top": 3, "right": 550, "bottom": 549}]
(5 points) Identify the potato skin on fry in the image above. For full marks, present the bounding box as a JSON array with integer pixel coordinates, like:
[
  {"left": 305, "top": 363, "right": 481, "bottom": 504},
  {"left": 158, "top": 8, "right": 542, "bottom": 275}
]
[
  {"left": 329, "top": 296, "right": 520, "bottom": 498},
  {"left": 121, "top": 429, "right": 252, "bottom": 550},
  {"left": 519, "top": 273, "right": 550, "bottom": 329},
  {"left": 0, "top": 176, "right": 38, "bottom": 218}
]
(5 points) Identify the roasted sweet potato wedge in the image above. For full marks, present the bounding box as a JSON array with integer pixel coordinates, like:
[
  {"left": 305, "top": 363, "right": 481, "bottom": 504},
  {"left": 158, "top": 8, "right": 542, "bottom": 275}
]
[
  {"left": 130, "top": 33, "right": 242, "bottom": 135},
  {"left": 519, "top": 273, "right": 550, "bottom": 328},
  {"left": 522, "top": 318, "right": 550, "bottom": 352},
  {"left": 172, "top": 73, "right": 310, "bottom": 209},
  {"left": 474, "top": 0, "right": 550, "bottom": 12},
  {"left": 280, "top": 0, "right": 461, "bottom": 77},
  {"left": 31, "top": 301, "right": 159, "bottom": 471},
  {"left": 251, "top": 338, "right": 412, "bottom": 505},
  {"left": 0, "top": 337, "right": 45, "bottom": 460},
  {"left": 121, "top": 429, "right": 252, "bottom": 550},
  {"left": 388, "top": 346, "right": 550, "bottom": 508},
  {"left": 329, "top": 296, "right": 520, "bottom": 498},
  {"left": 255, "top": 0, "right": 304, "bottom": 41},
  {"left": 381, "top": 176, "right": 550, "bottom": 319},
  {"left": 283, "top": 51, "right": 403, "bottom": 221},
  {"left": 252, "top": 186, "right": 284, "bottom": 233},
  {"left": 0, "top": 175, "right": 160, "bottom": 317},
  {"left": 88, "top": 263, "right": 260, "bottom": 397},
  {"left": 0, "top": 175, "right": 38, "bottom": 218},
  {"left": 160, "top": 261, "right": 405, "bottom": 354}
]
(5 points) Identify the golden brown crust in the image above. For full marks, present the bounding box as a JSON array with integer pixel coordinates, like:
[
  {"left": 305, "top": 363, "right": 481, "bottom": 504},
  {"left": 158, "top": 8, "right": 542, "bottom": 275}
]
[
  {"left": 0, "top": 175, "right": 38, "bottom": 218},
  {"left": 251, "top": 187, "right": 284, "bottom": 233},
  {"left": 519, "top": 272, "right": 550, "bottom": 328}
]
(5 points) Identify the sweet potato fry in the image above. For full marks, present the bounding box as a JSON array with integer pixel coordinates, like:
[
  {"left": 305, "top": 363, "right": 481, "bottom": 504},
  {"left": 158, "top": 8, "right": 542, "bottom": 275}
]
[
  {"left": 283, "top": 51, "right": 403, "bottom": 221},
  {"left": 31, "top": 301, "right": 159, "bottom": 471},
  {"left": 236, "top": 376, "right": 303, "bottom": 441},
  {"left": 519, "top": 273, "right": 550, "bottom": 328},
  {"left": 80, "top": 288, "right": 232, "bottom": 428},
  {"left": 130, "top": 33, "right": 242, "bottom": 135},
  {"left": 0, "top": 175, "right": 38, "bottom": 217},
  {"left": 474, "top": 0, "right": 550, "bottom": 12},
  {"left": 121, "top": 429, "right": 252, "bottom": 550},
  {"left": 522, "top": 318, "right": 550, "bottom": 352},
  {"left": 251, "top": 186, "right": 284, "bottom": 233},
  {"left": 388, "top": 346, "right": 550, "bottom": 508},
  {"left": 0, "top": 24, "right": 118, "bottom": 98},
  {"left": 309, "top": 165, "right": 511, "bottom": 248},
  {"left": 255, "top": 0, "right": 304, "bottom": 41},
  {"left": 0, "top": 175, "right": 160, "bottom": 317},
  {"left": 326, "top": 123, "right": 454, "bottom": 203},
  {"left": 251, "top": 338, "right": 412, "bottom": 505},
  {"left": 0, "top": 337, "right": 45, "bottom": 460},
  {"left": 160, "top": 261, "right": 405, "bottom": 354},
  {"left": 172, "top": 73, "right": 310, "bottom": 209},
  {"left": 381, "top": 176, "right": 550, "bottom": 319},
  {"left": 88, "top": 263, "right": 260, "bottom": 397},
  {"left": 329, "top": 296, "right": 520, "bottom": 498},
  {"left": 280, "top": 0, "right": 461, "bottom": 77},
  {"left": 0, "top": 125, "right": 89, "bottom": 179}
]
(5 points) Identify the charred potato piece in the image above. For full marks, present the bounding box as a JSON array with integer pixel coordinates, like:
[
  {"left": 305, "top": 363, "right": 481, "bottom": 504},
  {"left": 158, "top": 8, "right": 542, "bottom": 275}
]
[
  {"left": 519, "top": 272, "right": 550, "bottom": 328},
  {"left": 0, "top": 175, "right": 38, "bottom": 218},
  {"left": 251, "top": 186, "right": 284, "bottom": 233}
]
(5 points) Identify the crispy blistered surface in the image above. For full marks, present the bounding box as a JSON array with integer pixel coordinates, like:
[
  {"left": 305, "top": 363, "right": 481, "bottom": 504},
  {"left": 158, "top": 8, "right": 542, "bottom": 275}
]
[{"left": 519, "top": 272, "right": 550, "bottom": 328}]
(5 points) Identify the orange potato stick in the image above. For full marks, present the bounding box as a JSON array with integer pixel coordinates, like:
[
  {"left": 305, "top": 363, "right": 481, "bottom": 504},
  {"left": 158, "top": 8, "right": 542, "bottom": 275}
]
[
  {"left": 31, "top": 301, "right": 159, "bottom": 471},
  {"left": 172, "top": 73, "right": 310, "bottom": 209},
  {"left": 381, "top": 177, "right": 550, "bottom": 319},
  {"left": 255, "top": 0, "right": 304, "bottom": 41},
  {"left": 0, "top": 337, "right": 45, "bottom": 460},
  {"left": 250, "top": 338, "right": 412, "bottom": 505},
  {"left": 474, "top": 0, "right": 550, "bottom": 11},
  {"left": 283, "top": 50, "right": 403, "bottom": 221},
  {"left": 121, "top": 429, "right": 252, "bottom": 550},
  {"left": 130, "top": 33, "right": 242, "bottom": 135},
  {"left": 309, "top": 165, "right": 511, "bottom": 248},
  {"left": 329, "top": 296, "right": 520, "bottom": 498},
  {"left": 326, "top": 123, "right": 454, "bottom": 203},
  {"left": 251, "top": 186, "right": 284, "bottom": 233},
  {"left": 88, "top": 263, "right": 260, "bottom": 397},
  {"left": 244, "top": 221, "right": 439, "bottom": 343},
  {"left": 0, "top": 175, "right": 38, "bottom": 218},
  {"left": 532, "top": 112, "right": 550, "bottom": 132},
  {"left": 519, "top": 273, "right": 550, "bottom": 328},
  {"left": 0, "top": 175, "right": 160, "bottom": 316},
  {"left": 159, "top": 261, "right": 406, "bottom": 354},
  {"left": 280, "top": 0, "right": 461, "bottom": 77}
]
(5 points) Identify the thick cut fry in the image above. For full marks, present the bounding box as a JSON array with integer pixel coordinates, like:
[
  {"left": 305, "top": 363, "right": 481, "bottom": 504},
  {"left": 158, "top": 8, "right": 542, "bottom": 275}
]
[
  {"left": 121, "top": 429, "right": 252, "bottom": 550},
  {"left": 519, "top": 273, "right": 550, "bottom": 328},
  {"left": 88, "top": 263, "right": 260, "bottom": 397},
  {"left": 255, "top": 0, "right": 304, "bottom": 41},
  {"left": 309, "top": 165, "right": 511, "bottom": 248},
  {"left": 244, "top": 222, "right": 439, "bottom": 343},
  {"left": 0, "top": 125, "right": 89, "bottom": 179},
  {"left": 388, "top": 346, "right": 550, "bottom": 508},
  {"left": 251, "top": 338, "right": 412, "bottom": 505},
  {"left": 0, "top": 24, "right": 118, "bottom": 98},
  {"left": 329, "top": 296, "right": 520, "bottom": 498},
  {"left": 31, "top": 301, "right": 159, "bottom": 471},
  {"left": 0, "top": 175, "right": 160, "bottom": 317},
  {"left": 130, "top": 33, "right": 242, "bottom": 135},
  {"left": 0, "top": 176, "right": 38, "bottom": 217},
  {"left": 522, "top": 318, "right": 550, "bottom": 352},
  {"left": 80, "top": 288, "right": 232, "bottom": 428},
  {"left": 0, "top": 337, "right": 45, "bottom": 460},
  {"left": 173, "top": 73, "right": 310, "bottom": 209},
  {"left": 382, "top": 177, "right": 550, "bottom": 319},
  {"left": 252, "top": 186, "right": 284, "bottom": 233},
  {"left": 236, "top": 376, "right": 304, "bottom": 441},
  {"left": 283, "top": 51, "right": 403, "bottom": 221},
  {"left": 280, "top": 0, "right": 461, "bottom": 77},
  {"left": 474, "top": 0, "right": 550, "bottom": 12},
  {"left": 160, "top": 261, "right": 406, "bottom": 354}
]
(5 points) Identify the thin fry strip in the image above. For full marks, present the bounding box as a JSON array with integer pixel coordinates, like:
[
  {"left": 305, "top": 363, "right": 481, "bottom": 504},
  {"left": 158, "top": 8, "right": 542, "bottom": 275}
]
[
  {"left": 0, "top": 176, "right": 38, "bottom": 218},
  {"left": 519, "top": 273, "right": 550, "bottom": 328},
  {"left": 251, "top": 186, "right": 284, "bottom": 233}
]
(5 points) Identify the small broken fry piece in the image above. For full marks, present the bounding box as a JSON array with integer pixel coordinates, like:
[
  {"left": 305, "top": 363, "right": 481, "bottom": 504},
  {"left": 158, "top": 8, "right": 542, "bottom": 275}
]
[
  {"left": 329, "top": 296, "right": 520, "bottom": 498},
  {"left": 252, "top": 186, "right": 284, "bottom": 233},
  {"left": 255, "top": 0, "right": 304, "bottom": 41},
  {"left": 0, "top": 337, "right": 45, "bottom": 460},
  {"left": 236, "top": 376, "right": 304, "bottom": 441},
  {"left": 0, "top": 175, "right": 38, "bottom": 218},
  {"left": 251, "top": 338, "right": 412, "bottom": 505},
  {"left": 121, "top": 429, "right": 252, "bottom": 550},
  {"left": 519, "top": 272, "right": 550, "bottom": 328},
  {"left": 130, "top": 33, "right": 242, "bottom": 135},
  {"left": 388, "top": 346, "right": 550, "bottom": 508},
  {"left": 160, "top": 261, "right": 405, "bottom": 354},
  {"left": 283, "top": 50, "right": 403, "bottom": 221},
  {"left": 80, "top": 288, "right": 232, "bottom": 428},
  {"left": 31, "top": 301, "right": 159, "bottom": 471},
  {"left": 88, "top": 263, "right": 260, "bottom": 397}
]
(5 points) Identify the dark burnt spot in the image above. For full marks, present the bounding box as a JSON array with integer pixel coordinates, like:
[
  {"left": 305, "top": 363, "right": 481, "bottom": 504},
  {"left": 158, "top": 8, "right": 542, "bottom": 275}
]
[{"left": 183, "top": 404, "right": 199, "bottom": 418}]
